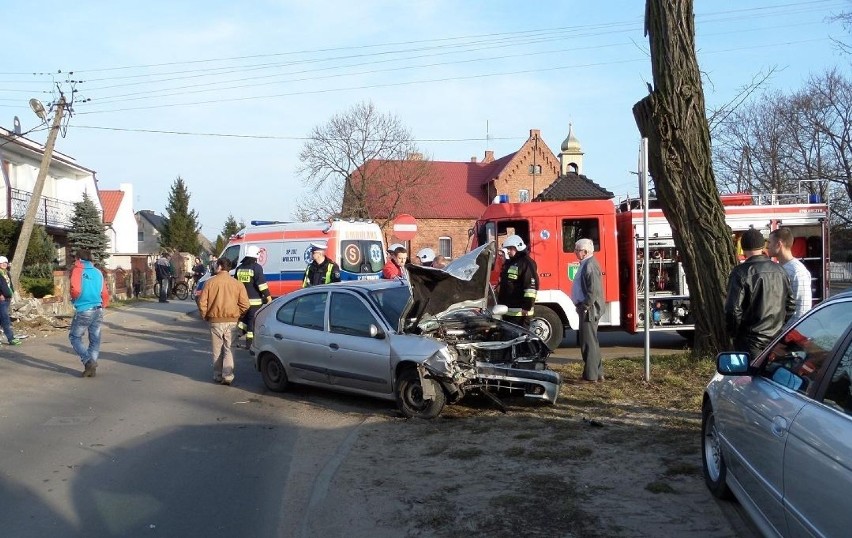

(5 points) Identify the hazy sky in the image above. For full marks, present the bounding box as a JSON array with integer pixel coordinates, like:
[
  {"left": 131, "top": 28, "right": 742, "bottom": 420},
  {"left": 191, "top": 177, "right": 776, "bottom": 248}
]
[{"left": 2, "top": 0, "right": 849, "bottom": 239}]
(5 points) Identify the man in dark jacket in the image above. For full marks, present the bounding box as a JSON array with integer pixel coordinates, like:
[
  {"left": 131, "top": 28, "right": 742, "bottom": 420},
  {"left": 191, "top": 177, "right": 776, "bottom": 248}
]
[
  {"left": 302, "top": 241, "right": 341, "bottom": 287},
  {"left": 725, "top": 228, "right": 795, "bottom": 358},
  {"left": 235, "top": 245, "right": 271, "bottom": 348},
  {"left": 155, "top": 252, "right": 172, "bottom": 303},
  {"left": 497, "top": 235, "right": 538, "bottom": 329}
]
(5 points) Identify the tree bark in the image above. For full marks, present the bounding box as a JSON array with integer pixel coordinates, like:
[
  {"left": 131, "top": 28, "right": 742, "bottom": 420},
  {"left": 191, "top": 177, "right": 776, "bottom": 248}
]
[{"left": 633, "top": 0, "right": 737, "bottom": 356}]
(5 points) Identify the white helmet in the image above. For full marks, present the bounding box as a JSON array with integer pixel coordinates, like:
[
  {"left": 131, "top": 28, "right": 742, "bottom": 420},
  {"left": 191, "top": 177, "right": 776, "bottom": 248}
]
[
  {"left": 387, "top": 243, "right": 404, "bottom": 253},
  {"left": 502, "top": 235, "right": 526, "bottom": 251},
  {"left": 416, "top": 248, "right": 436, "bottom": 263},
  {"left": 245, "top": 245, "right": 261, "bottom": 258}
]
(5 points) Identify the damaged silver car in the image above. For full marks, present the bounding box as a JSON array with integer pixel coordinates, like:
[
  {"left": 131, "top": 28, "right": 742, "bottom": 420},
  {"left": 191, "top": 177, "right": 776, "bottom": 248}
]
[{"left": 251, "top": 243, "right": 562, "bottom": 418}]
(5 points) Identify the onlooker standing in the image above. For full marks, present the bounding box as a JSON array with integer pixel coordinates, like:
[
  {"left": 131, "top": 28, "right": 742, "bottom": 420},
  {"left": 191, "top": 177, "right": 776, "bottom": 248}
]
[
  {"left": 191, "top": 257, "right": 206, "bottom": 287},
  {"left": 69, "top": 249, "right": 110, "bottom": 378},
  {"left": 302, "top": 241, "right": 341, "bottom": 287},
  {"left": 198, "top": 258, "right": 249, "bottom": 385},
  {"left": 416, "top": 248, "right": 436, "bottom": 267},
  {"left": 570, "top": 238, "right": 604, "bottom": 382},
  {"left": 432, "top": 255, "right": 448, "bottom": 269},
  {"left": 725, "top": 228, "right": 795, "bottom": 358},
  {"left": 235, "top": 245, "right": 271, "bottom": 348},
  {"left": 382, "top": 246, "right": 408, "bottom": 279},
  {"left": 497, "top": 235, "right": 538, "bottom": 329},
  {"left": 768, "top": 227, "right": 812, "bottom": 322},
  {"left": 155, "top": 252, "right": 172, "bottom": 303},
  {"left": 0, "top": 256, "right": 21, "bottom": 345}
]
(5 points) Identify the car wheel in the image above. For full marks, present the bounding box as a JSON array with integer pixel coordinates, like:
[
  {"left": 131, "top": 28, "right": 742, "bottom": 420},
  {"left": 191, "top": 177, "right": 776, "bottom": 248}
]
[
  {"left": 396, "top": 367, "right": 446, "bottom": 419},
  {"left": 529, "top": 305, "right": 563, "bottom": 350},
  {"left": 261, "top": 354, "right": 289, "bottom": 392},
  {"left": 702, "top": 402, "right": 732, "bottom": 499}
]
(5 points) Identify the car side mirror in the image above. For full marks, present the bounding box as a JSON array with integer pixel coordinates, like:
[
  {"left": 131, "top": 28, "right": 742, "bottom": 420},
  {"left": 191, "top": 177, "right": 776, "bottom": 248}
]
[
  {"left": 370, "top": 324, "right": 386, "bottom": 339},
  {"left": 490, "top": 304, "right": 508, "bottom": 318},
  {"left": 716, "top": 352, "right": 751, "bottom": 375}
]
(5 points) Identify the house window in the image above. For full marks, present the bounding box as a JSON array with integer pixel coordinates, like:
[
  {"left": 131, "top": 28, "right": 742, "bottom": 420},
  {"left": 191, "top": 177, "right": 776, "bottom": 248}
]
[
  {"left": 519, "top": 189, "right": 530, "bottom": 203},
  {"left": 138, "top": 231, "right": 144, "bottom": 242},
  {"left": 439, "top": 237, "right": 452, "bottom": 259},
  {"left": 528, "top": 164, "right": 541, "bottom": 175}
]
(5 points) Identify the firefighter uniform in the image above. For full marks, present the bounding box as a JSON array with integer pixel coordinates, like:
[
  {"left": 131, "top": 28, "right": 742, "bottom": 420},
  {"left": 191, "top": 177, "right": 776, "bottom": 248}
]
[
  {"left": 235, "top": 255, "right": 271, "bottom": 345},
  {"left": 497, "top": 249, "right": 538, "bottom": 328},
  {"left": 303, "top": 258, "right": 341, "bottom": 287}
]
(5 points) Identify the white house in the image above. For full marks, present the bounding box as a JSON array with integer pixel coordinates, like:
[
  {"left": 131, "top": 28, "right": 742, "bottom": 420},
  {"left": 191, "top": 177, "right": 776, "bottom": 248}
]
[
  {"left": 0, "top": 125, "right": 102, "bottom": 263},
  {"left": 99, "top": 183, "right": 139, "bottom": 270}
]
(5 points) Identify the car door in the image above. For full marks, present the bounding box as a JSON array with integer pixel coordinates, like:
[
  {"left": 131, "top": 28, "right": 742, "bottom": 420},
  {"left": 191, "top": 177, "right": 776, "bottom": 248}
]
[
  {"left": 274, "top": 291, "right": 330, "bottom": 384},
  {"left": 326, "top": 290, "right": 393, "bottom": 394},
  {"left": 717, "top": 301, "right": 852, "bottom": 536},
  {"left": 783, "top": 317, "right": 852, "bottom": 538}
]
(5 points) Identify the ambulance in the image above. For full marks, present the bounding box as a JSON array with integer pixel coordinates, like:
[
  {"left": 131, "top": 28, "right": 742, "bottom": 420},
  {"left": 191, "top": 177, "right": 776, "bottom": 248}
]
[
  {"left": 195, "top": 219, "right": 386, "bottom": 300},
  {"left": 471, "top": 191, "right": 830, "bottom": 349}
]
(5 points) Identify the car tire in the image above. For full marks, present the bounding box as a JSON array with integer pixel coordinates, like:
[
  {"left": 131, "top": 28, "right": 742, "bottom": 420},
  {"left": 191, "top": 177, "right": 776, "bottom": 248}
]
[
  {"left": 529, "top": 305, "right": 563, "bottom": 350},
  {"left": 702, "top": 401, "right": 732, "bottom": 499},
  {"left": 261, "top": 354, "right": 289, "bottom": 392},
  {"left": 396, "top": 367, "right": 446, "bottom": 419}
]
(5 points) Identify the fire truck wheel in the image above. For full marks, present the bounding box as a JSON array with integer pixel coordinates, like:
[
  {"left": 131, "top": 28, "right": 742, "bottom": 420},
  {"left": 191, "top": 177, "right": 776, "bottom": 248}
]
[{"left": 530, "top": 305, "right": 564, "bottom": 350}]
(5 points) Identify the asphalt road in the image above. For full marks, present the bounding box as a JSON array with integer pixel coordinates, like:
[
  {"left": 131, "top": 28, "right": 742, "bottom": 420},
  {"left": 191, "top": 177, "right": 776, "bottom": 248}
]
[{"left": 0, "top": 300, "right": 370, "bottom": 537}]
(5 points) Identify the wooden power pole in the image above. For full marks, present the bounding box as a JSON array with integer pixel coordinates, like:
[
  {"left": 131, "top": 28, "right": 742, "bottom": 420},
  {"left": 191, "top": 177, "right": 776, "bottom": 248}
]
[{"left": 11, "top": 96, "right": 66, "bottom": 291}]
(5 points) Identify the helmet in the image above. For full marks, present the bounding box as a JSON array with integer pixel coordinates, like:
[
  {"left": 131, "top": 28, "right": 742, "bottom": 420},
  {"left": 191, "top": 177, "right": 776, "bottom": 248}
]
[
  {"left": 310, "top": 241, "right": 328, "bottom": 252},
  {"left": 502, "top": 235, "right": 526, "bottom": 251},
  {"left": 416, "top": 248, "right": 435, "bottom": 263},
  {"left": 387, "top": 243, "right": 404, "bottom": 253},
  {"left": 245, "top": 245, "right": 261, "bottom": 258}
]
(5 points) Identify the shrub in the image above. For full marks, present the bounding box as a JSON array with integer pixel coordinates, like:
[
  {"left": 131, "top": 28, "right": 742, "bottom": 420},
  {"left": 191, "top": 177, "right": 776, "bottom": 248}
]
[{"left": 20, "top": 277, "right": 54, "bottom": 298}]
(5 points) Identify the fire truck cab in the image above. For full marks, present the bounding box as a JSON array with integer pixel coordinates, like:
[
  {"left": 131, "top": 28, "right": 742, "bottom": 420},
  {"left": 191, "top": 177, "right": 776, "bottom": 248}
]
[{"left": 473, "top": 193, "right": 830, "bottom": 350}]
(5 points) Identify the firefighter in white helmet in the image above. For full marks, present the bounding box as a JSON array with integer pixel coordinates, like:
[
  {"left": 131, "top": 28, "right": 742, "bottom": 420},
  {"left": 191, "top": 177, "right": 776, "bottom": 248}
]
[
  {"left": 497, "top": 235, "right": 538, "bottom": 328},
  {"left": 416, "top": 247, "right": 436, "bottom": 267},
  {"left": 235, "top": 244, "right": 271, "bottom": 348}
]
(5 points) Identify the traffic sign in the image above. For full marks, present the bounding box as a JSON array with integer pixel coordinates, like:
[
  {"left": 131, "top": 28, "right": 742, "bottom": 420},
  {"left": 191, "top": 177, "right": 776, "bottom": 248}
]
[{"left": 392, "top": 213, "right": 418, "bottom": 240}]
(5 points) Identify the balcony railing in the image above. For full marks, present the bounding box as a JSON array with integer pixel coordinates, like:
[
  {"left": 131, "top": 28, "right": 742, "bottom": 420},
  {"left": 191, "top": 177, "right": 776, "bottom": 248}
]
[{"left": 9, "top": 188, "right": 78, "bottom": 229}]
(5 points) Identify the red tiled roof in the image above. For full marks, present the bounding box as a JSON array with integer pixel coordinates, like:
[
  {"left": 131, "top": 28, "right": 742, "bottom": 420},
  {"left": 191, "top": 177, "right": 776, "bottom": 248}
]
[
  {"left": 98, "top": 190, "right": 124, "bottom": 225},
  {"left": 357, "top": 153, "right": 515, "bottom": 219}
]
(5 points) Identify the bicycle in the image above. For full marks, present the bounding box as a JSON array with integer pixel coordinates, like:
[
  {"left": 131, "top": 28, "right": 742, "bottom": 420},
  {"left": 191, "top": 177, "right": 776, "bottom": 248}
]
[{"left": 153, "top": 276, "right": 190, "bottom": 301}]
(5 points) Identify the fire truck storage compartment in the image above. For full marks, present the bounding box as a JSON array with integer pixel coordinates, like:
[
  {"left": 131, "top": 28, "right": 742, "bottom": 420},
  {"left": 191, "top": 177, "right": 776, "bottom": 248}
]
[{"left": 634, "top": 240, "right": 694, "bottom": 330}]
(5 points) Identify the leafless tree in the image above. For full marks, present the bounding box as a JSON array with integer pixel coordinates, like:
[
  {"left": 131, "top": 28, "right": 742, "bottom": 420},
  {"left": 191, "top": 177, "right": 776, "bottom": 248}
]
[
  {"left": 633, "top": 0, "right": 737, "bottom": 357},
  {"left": 828, "top": 2, "right": 852, "bottom": 54},
  {"left": 712, "top": 69, "right": 852, "bottom": 229},
  {"left": 296, "top": 101, "right": 434, "bottom": 226}
]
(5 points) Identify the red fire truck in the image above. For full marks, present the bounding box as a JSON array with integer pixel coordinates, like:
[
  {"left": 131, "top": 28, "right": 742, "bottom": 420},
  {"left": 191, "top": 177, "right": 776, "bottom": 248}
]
[{"left": 471, "top": 192, "right": 830, "bottom": 349}]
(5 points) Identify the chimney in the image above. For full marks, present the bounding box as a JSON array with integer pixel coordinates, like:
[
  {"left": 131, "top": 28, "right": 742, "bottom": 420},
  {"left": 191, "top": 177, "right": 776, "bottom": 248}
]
[
  {"left": 470, "top": 156, "right": 478, "bottom": 163},
  {"left": 484, "top": 150, "right": 494, "bottom": 163},
  {"left": 530, "top": 128, "right": 540, "bottom": 138}
]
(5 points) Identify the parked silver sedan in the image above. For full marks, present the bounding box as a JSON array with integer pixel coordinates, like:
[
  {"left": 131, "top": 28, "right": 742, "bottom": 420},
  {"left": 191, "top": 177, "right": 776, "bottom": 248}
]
[
  {"left": 251, "top": 244, "right": 561, "bottom": 418},
  {"left": 702, "top": 290, "right": 852, "bottom": 537}
]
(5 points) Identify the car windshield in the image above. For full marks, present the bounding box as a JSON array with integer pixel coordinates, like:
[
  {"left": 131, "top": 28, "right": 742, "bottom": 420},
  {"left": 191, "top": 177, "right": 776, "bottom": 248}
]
[{"left": 368, "top": 286, "right": 410, "bottom": 328}]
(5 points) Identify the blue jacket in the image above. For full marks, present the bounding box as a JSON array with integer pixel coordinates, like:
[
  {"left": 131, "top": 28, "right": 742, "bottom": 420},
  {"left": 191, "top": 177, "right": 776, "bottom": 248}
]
[{"left": 70, "top": 260, "right": 109, "bottom": 311}]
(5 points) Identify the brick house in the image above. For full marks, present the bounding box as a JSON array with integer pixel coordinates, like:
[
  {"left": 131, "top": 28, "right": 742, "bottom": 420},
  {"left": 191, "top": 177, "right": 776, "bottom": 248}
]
[{"left": 350, "top": 126, "right": 611, "bottom": 260}]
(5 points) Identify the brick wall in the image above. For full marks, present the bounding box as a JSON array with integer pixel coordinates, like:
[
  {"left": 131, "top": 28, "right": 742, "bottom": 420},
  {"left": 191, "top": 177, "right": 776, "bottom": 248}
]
[{"left": 385, "top": 218, "right": 474, "bottom": 260}]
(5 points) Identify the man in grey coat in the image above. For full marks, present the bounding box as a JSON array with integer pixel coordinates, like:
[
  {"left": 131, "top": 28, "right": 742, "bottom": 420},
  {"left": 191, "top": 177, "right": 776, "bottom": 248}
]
[{"left": 571, "top": 238, "right": 604, "bottom": 382}]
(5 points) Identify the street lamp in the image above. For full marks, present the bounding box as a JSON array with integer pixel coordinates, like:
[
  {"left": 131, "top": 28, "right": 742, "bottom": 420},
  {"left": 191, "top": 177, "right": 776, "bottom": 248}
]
[{"left": 10, "top": 96, "right": 67, "bottom": 291}]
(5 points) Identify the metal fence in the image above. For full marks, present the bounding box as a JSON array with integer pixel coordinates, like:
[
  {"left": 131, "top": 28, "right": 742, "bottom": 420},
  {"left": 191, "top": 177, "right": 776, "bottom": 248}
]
[
  {"left": 830, "top": 262, "right": 852, "bottom": 283},
  {"left": 9, "top": 188, "right": 76, "bottom": 228}
]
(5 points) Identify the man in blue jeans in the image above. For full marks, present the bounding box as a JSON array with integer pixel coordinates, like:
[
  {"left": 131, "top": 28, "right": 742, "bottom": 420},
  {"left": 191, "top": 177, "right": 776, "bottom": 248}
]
[
  {"left": 0, "top": 255, "right": 22, "bottom": 345},
  {"left": 69, "top": 249, "right": 110, "bottom": 378}
]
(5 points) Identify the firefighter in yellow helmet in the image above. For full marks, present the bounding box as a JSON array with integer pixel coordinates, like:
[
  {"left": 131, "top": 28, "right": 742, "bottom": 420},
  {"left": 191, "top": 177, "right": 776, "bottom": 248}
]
[{"left": 235, "top": 245, "right": 271, "bottom": 348}]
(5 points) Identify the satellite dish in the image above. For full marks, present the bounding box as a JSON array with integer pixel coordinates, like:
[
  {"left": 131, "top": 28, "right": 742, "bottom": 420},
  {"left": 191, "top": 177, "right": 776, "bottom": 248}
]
[{"left": 29, "top": 98, "right": 47, "bottom": 122}]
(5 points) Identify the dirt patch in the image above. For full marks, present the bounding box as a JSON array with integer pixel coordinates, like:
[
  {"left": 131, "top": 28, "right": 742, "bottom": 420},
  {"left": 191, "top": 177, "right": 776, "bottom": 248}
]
[{"left": 330, "top": 354, "right": 742, "bottom": 537}]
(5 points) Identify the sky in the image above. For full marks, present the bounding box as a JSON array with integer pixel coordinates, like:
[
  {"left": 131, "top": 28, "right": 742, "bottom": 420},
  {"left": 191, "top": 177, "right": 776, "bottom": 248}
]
[{"left": 2, "top": 0, "right": 849, "bottom": 240}]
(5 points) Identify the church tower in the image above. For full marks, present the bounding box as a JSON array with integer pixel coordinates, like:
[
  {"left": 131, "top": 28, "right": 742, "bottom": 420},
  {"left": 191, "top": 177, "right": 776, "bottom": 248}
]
[{"left": 558, "top": 123, "right": 584, "bottom": 176}]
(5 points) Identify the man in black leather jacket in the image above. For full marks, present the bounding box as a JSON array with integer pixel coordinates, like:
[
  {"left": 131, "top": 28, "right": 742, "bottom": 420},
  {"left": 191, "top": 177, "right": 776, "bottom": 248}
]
[{"left": 725, "top": 228, "right": 795, "bottom": 358}]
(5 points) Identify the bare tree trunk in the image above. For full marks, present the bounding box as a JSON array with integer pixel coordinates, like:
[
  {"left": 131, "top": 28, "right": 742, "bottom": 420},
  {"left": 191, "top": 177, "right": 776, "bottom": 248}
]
[{"left": 632, "top": 0, "right": 737, "bottom": 356}]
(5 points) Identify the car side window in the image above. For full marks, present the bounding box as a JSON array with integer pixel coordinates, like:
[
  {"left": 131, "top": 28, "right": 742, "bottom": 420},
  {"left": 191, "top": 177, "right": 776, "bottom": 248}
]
[
  {"left": 825, "top": 343, "right": 852, "bottom": 416},
  {"left": 280, "top": 293, "right": 327, "bottom": 331},
  {"left": 761, "top": 303, "right": 851, "bottom": 395},
  {"left": 330, "top": 293, "right": 378, "bottom": 337}
]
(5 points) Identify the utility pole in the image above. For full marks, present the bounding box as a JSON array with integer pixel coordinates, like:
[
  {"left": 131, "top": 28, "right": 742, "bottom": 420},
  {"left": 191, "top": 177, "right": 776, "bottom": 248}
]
[{"left": 11, "top": 96, "right": 66, "bottom": 291}]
